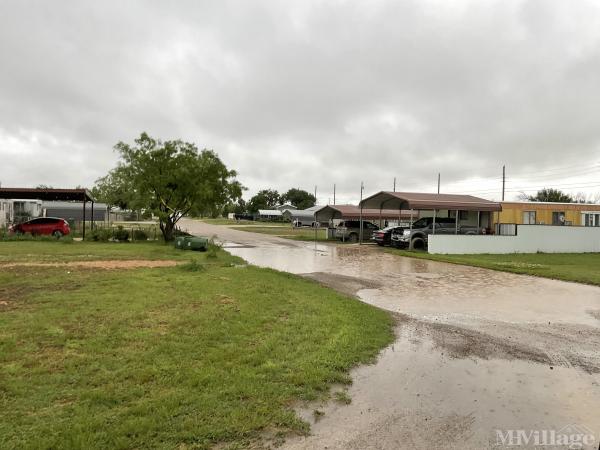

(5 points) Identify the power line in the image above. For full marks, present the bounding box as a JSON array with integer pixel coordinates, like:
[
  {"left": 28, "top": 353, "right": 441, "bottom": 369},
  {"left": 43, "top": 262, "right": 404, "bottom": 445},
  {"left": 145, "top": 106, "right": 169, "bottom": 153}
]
[{"left": 508, "top": 161, "right": 600, "bottom": 177}]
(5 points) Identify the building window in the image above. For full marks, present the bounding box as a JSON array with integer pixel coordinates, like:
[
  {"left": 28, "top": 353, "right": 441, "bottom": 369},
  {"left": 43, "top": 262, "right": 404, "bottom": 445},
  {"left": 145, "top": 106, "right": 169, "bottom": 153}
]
[
  {"left": 522, "top": 211, "right": 536, "bottom": 225},
  {"left": 582, "top": 213, "right": 600, "bottom": 227},
  {"left": 552, "top": 211, "right": 566, "bottom": 225}
]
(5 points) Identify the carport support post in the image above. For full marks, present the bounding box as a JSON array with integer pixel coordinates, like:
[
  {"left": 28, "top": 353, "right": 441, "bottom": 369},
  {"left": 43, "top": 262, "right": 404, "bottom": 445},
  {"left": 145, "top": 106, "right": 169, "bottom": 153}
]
[
  {"left": 432, "top": 209, "right": 437, "bottom": 235},
  {"left": 455, "top": 209, "right": 459, "bottom": 234},
  {"left": 359, "top": 204, "right": 363, "bottom": 244},
  {"left": 91, "top": 201, "right": 94, "bottom": 231},
  {"left": 359, "top": 181, "right": 364, "bottom": 245},
  {"left": 82, "top": 200, "right": 86, "bottom": 240},
  {"left": 477, "top": 211, "right": 481, "bottom": 233}
]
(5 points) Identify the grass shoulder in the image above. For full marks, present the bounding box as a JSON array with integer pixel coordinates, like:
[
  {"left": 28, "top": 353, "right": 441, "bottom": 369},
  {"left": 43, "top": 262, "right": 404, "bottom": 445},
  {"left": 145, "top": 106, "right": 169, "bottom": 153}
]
[
  {"left": 386, "top": 247, "right": 600, "bottom": 286},
  {"left": 0, "top": 241, "right": 393, "bottom": 449}
]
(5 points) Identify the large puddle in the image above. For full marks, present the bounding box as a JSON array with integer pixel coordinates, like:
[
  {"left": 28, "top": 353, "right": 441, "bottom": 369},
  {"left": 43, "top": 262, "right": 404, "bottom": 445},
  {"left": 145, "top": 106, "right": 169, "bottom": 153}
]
[{"left": 185, "top": 220, "right": 600, "bottom": 449}]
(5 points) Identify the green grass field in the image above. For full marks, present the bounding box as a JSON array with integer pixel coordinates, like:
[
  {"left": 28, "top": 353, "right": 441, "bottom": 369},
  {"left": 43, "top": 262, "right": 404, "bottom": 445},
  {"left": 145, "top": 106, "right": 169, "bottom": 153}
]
[
  {"left": 231, "top": 226, "right": 329, "bottom": 241},
  {"left": 0, "top": 241, "right": 393, "bottom": 449},
  {"left": 389, "top": 249, "right": 600, "bottom": 286}
]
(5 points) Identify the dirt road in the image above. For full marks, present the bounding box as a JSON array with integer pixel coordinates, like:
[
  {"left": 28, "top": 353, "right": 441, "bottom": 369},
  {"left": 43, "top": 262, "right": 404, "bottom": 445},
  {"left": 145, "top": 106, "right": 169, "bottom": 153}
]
[{"left": 182, "top": 219, "right": 600, "bottom": 449}]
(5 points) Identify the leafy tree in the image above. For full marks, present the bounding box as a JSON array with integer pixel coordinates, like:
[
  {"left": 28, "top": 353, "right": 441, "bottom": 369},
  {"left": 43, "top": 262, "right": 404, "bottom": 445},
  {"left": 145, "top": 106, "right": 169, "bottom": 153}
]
[
  {"left": 281, "top": 188, "right": 316, "bottom": 209},
  {"left": 247, "top": 189, "right": 280, "bottom": 213},
  {"left": 97, "top": 133, "right": 243, "bottom": 241},
  {"left": 92, "top": 167, "right": 133, "bottom": 210},
  {"left": 573, "top": 191, "right": 600, "bottom": 204},
  {"left": 528, "top": 188, "right": 573, "bottom": 203},
  {"left": 35, "top": 184, "right": 54, "bottom": 189},
  {"left": 223, "top": 198, "right": 248, "bottom": 215}
]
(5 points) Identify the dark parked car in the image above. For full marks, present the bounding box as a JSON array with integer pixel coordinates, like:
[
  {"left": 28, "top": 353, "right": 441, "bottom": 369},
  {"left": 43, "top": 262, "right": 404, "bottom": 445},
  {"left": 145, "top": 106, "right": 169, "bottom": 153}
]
[
  {"left": 335, "top": 220, "right": 379, "bottom": 242},
  {"left": 10, "top": 217, "right": 71, "bottom": 237},
  {"left": 390, "top": 216, "right": 483, "bottom": 250},
  {"left": 371, "top": 226, "right": 404, "bottom": 246}
]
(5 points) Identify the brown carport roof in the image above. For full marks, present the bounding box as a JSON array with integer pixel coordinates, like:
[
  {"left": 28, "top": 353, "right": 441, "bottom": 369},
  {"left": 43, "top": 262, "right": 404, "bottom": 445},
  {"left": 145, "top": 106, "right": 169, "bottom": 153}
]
[
  {"left": 315, "top": 204, "right": 415, "bottom": 221},
  {"left": 360, "top": 191, "right": 502, "bottom": 212},
  {"left": 0, "top": 187, "right": 95, "bottom": 202}
]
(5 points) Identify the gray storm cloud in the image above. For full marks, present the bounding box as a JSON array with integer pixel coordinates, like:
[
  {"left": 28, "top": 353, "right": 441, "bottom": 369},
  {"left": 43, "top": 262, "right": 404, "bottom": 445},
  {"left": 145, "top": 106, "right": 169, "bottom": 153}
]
[{"left": 1, "top": 0, "right": 599, "bottom": 203}]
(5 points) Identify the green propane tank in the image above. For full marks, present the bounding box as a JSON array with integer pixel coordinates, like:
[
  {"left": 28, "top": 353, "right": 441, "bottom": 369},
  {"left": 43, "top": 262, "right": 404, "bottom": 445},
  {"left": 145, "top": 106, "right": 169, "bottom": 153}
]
[
  {"left": 185, "top": 237, "right": 208, "bottom": 251},
  {"left": 174, "top": 236, "right": 187, "bottom": 249}
]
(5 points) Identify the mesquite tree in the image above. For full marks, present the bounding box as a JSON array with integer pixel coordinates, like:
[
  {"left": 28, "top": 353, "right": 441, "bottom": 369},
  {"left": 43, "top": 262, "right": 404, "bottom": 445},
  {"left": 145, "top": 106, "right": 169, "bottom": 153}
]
[{"left": 96, "top": 133, "right": 243, "bottom": 241}]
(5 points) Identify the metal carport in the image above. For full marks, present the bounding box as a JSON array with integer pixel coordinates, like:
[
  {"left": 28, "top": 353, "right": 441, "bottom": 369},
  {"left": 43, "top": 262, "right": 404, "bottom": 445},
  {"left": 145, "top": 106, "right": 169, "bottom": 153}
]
[
  {"left": 314, "top": 204, "right": 415, "bottom": 227},
  {"left": 0, "top": 188, "right": 96, "bottom": 239},
  {"left": 360, "top": 191, "right": 502, "bottom": 243}
]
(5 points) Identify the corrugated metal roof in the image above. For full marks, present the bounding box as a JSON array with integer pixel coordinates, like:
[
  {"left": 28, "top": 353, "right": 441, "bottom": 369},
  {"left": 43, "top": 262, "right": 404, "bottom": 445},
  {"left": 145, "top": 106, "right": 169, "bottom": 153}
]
[
  {"left": 361, "top": 191, "right": 502, "bottom": 212},
  {"left": 290, "top": 205, "right": 326, "bottom": 220},
  {"left": 258, "top": 209, "right": 282, "bottom": 216},
  {"left": 0, "top": 188, "right": 95, "bottom": 202},
  {"left": 315, "top": 204, "right": 415, "bottom": 221},
  {"left": 275, "top": 203, "right": 297, "bottom": 210}
]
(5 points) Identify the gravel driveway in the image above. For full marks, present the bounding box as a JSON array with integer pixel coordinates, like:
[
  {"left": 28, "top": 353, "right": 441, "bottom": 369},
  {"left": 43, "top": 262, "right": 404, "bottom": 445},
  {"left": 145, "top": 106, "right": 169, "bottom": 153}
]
[{"left": 182, "top": 219, "right": 600, "bottom": 449}]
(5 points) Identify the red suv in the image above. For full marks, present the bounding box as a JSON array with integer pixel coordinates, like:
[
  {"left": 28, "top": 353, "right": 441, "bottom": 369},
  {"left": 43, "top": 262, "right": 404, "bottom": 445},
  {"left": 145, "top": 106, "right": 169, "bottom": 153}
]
[{"left": 10, "top": 217, "right": 71, "bottom": 238}]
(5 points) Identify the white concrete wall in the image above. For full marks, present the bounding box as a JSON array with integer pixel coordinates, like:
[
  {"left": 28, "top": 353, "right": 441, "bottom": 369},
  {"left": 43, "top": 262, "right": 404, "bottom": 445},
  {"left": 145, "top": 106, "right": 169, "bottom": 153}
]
[{"left": 428, "top": 225, "right": 600, "bottom": 254}]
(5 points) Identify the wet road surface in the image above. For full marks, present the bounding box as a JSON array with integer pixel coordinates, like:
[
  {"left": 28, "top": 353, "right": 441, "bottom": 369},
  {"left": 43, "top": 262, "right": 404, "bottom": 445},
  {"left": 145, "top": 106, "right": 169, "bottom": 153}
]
[{"left": 182, "top": 219, "right": 600, "bottom": 449}]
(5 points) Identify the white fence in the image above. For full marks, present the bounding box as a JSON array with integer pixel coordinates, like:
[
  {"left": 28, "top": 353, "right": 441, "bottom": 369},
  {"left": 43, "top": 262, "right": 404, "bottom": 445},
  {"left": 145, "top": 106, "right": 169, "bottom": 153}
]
[{"left": 428, "top": 225, "right": 600, "bottom": 254}]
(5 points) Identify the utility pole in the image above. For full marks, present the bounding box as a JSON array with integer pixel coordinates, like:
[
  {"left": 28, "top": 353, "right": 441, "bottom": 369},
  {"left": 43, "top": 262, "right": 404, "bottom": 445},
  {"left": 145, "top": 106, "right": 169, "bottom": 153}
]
[
  {"left": 393, "top": 177, "right": 396, "bottom": 192},
  {"left": 333, "top": 184, "right": 336, "bottom": 205},
  {"left": 437, "top": 173, "right": 441, "bottom": 194},
  {"left": 502, "top": 165, "right": 506, "bottom": 201}
]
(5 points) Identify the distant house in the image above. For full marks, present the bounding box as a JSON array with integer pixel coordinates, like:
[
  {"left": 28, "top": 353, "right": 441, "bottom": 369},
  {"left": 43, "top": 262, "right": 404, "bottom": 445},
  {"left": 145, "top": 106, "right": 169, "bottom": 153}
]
[
  {"left": 497, "top": 201, "right": 600, "bottom": 227},
  {"left": 0, "top": 199, "right": 42, "bottom": 227},
  {"left": 257, "top": 209, "right": 283, "bottom": 221},
  {"left": 275, "top": 203, "right": 297, "bottom": 211}
]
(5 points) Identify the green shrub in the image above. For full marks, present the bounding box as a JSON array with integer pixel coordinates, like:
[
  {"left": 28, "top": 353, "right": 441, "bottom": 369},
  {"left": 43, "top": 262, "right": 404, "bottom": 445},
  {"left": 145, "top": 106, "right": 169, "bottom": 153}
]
[
  {"left": 206, "top": 237, "right": 221, "bottom": 259},
  {"left": 132, "top": 229, "right": 148, "bottom": 241},
  {"left": 113, "top": 226, "right": 130, "bottom": 242},
  {"left": 88, "top": 228, "right": 113, "bottom": 242},
  {"left": 179, "top": 259, "right": 206, "bottom": 272}
]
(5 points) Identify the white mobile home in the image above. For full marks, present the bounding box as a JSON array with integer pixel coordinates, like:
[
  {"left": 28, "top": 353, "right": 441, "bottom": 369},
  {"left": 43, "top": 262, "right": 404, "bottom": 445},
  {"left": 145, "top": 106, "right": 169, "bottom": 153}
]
[{"left": 0, "top": 199, "right": 42, "bottom": 227}]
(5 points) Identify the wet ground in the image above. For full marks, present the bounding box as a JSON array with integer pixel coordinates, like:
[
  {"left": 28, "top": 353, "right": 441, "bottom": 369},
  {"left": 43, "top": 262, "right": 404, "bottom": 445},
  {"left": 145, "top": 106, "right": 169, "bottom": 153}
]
[{"left": 182, "top": 219, "right": 600, "bottom": 449}]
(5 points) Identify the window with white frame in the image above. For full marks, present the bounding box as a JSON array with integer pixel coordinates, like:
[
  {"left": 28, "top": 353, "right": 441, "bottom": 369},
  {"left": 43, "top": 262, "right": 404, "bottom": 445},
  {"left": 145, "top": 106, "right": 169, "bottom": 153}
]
[
  {"left": 522, "top": 211, "right": 536, "bottom": 224},
  {"left": 582, "top": 212, "right": 600, "bottom": 227}
]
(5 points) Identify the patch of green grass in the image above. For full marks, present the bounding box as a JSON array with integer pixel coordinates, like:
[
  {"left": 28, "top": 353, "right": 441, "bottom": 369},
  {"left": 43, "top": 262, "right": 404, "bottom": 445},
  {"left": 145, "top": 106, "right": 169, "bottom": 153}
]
[
  {"left": 231, "top": 226, "right": 330, "bottom": 242},
  {"left": 387, "top": 249, "right": 600, "bottom": 286},
  {"left": 333, "top": 390, "right": 352, "bottom": 405},
  {"left": 200, "top": 218, "right": 256, "bottom": 226},
  {"left": 0, "top": 240, "right": 196, "bottom": 263},
  {"left": 0, "top": 242, "right": 393, "bottom": 449}
]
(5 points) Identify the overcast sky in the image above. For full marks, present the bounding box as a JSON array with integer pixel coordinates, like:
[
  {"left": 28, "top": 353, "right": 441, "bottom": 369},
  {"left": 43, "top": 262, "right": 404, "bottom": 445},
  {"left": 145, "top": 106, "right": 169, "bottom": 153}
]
[{"left": 1, "top": 0, "right": 600, "bottom": 204}]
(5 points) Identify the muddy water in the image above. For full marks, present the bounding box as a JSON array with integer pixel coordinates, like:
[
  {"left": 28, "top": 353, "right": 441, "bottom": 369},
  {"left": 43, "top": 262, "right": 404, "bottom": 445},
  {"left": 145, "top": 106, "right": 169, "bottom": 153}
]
[{"left": 182, "top": 220, "right": 600, "bottom": 449}]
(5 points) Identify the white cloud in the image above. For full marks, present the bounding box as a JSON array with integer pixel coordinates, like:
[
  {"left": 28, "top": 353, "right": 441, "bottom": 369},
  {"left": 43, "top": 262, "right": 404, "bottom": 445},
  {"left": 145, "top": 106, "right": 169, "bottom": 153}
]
[{"left": 1, "top": 0, "right": 600, "bottom": 202}]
